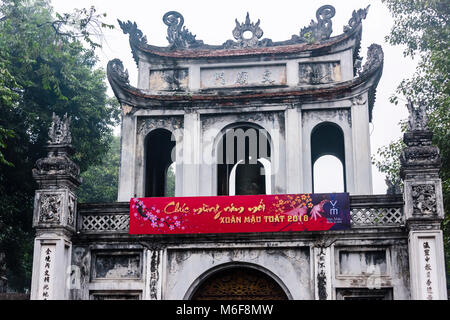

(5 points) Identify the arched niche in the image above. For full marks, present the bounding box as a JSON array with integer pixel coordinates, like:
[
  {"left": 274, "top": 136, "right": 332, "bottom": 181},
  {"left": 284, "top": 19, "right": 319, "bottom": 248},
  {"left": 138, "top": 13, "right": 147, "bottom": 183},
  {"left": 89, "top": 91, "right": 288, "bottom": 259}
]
[
  {"left": 144, "top": 128, "right": 176, "bottom": 197},
  {"left": 187, "top": 263, "right": 290, "bottom": 300},
  {"left": 216, "top": 123, "right": 272, "bottom": 196},
  {"left": 310, "top": 122, "right": 346, "bottom": 192}
]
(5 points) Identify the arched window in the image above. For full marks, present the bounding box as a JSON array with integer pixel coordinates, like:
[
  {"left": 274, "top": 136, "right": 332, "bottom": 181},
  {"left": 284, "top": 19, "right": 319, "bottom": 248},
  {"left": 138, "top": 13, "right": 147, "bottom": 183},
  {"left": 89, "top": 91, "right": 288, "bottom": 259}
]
[
  {"left": 313, "top": 155, "right": 345, "bottom": 193},
  {"left": 311, "top": 122, "right": 346, "bottom": 193},
  {"left": 217, "top": 124, "right": 271, "bottom": 195},
  {"left": 144, "top": 128, "right": 176, "bottom": 197},
  {"left": 164, "top": 162, "right": 176, "bottom": 197}
]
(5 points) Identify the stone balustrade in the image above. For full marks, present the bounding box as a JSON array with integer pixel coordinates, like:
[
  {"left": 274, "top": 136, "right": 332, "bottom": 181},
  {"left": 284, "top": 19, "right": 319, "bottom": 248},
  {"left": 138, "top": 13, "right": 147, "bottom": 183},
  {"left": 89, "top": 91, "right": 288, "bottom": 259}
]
[{"left": 77, "top": 194, "right": 404, "bottom": 234}]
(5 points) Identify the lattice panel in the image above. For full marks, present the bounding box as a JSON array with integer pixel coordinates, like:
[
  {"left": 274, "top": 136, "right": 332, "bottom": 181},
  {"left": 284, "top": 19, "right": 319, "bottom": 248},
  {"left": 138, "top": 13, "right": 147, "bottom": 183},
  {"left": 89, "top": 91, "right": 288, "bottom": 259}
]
[
  {"left": 80, "top": 214, "right": 129, "bottom": 232},
  {"left": 351, "top": 207, "right": 404, "bottom": 226}
]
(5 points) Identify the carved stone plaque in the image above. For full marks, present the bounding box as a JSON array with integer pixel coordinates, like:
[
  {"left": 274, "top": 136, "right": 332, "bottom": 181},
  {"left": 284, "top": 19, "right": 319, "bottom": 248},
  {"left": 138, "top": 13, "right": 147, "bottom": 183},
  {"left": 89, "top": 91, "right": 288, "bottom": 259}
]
[
  {"left": 339, "top": 250, "right": 387, "bottom": 275},
  {"left": 200, "top": 64, "right": 286, "bottom": 89},
  {"left": 149, "top": 69, "right": 189, "bottom": 91},
  {"left": 298, "top": 62, "right": 341, "bottom": 85},
  {"left": 92, "top": 253, "right": 141, "bottom": 279}
]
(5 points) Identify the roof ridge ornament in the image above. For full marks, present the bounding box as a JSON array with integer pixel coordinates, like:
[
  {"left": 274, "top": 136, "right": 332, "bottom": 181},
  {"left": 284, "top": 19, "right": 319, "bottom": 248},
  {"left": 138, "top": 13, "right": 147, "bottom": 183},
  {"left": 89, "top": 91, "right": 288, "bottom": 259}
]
[
  {"left": 163, "top": 11, "right": 203, "bottom": 49},
  {"left": 344, "top": 5, "right": 370, "bottom": 33},
  {"left": 232, "top": 12, "right": 264, "bottom": 48},
  {"left": 107, "top": 59, "right": 130, "bottom": 86},
  {"left": 360, "top": 43, "right": 384, "bottom": 75},
  {"left": 118, "top": 19, "right": 147, "bottom": 64},
  {"left": 298, "top": 5, "right": 336, "bottom": 43}
]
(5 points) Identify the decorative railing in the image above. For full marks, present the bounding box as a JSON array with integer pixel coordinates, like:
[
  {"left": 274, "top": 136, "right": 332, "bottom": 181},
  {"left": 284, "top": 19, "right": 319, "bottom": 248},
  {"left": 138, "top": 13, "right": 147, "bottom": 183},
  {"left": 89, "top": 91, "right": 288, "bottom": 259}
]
[
  {"left": 77, "top": 195, "right": 405, "bottom": 234},
  {"left": 350, "top": 195, "right": 404, "bottom": 227},
  {"left": 77, "top": 202, "right": 130, "bottom": 233}
]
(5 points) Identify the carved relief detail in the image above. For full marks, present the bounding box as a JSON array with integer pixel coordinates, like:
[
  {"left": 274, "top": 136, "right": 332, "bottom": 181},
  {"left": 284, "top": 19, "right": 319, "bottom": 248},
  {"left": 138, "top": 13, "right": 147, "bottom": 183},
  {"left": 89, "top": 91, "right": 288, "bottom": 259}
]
[
  {"left": 39, "top": 194, "right": 62, "bottom": 224},
  {"left": 67, "top": 193, "right": 76, "bottom": 226},
  {"left": 298, "top": 62, "right": 341, "bottom": 85},
  {"left": 137, "top": 117, "right": 183, "bottom": 136},
  {"left": 412, "top": 184, "right": 437, "bottom": 215},
  {"left": 317, "top": 247, "right": 327, "bottom": 300}
]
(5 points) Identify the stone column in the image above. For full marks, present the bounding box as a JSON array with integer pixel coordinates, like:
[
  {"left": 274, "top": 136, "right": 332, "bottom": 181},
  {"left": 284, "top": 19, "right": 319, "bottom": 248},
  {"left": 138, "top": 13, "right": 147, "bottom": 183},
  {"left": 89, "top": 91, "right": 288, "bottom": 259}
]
[
  {"left": 312, "top": 240, "right": 333, "bottom": 300},
  {"left": 284, "top": 105, "right": 303, "bottom": 193},
  {"left": 30, "top": 113, "right": 81, "bottom": 300},
  {"left": 401, "top": 101, "right": 447, "bottom": 300},
  {"left": 182, "top": 109, "right": 201, "bottom": 196}
]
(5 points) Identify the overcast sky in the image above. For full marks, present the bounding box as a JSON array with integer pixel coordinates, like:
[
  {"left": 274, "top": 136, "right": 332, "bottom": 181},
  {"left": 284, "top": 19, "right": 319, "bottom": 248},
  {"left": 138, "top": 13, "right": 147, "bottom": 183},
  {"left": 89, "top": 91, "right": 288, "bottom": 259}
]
[{"left": 51, "top": 0, "right": 417, "bottom": 194}]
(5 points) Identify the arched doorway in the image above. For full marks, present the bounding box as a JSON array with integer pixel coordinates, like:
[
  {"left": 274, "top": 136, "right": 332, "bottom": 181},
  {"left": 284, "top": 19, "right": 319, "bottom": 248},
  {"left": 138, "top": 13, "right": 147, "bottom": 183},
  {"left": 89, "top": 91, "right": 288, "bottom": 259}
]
[{"left": 191, "top": 267, "right": 288, "bottom": 300}]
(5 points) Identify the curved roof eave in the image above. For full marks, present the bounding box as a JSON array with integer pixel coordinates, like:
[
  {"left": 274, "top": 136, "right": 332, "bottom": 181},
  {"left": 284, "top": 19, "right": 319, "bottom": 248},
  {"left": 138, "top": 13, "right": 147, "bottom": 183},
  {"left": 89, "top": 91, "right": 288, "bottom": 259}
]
[{"left": 107, "top": 43, "right": 383, "bottom": 122}]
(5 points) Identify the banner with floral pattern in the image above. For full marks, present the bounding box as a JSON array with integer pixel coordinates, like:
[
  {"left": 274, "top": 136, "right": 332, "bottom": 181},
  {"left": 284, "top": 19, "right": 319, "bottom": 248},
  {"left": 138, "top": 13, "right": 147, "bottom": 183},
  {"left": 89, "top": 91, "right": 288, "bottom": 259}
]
[{"left": 129, "top": 193, "right": 350, "bottom": 234}]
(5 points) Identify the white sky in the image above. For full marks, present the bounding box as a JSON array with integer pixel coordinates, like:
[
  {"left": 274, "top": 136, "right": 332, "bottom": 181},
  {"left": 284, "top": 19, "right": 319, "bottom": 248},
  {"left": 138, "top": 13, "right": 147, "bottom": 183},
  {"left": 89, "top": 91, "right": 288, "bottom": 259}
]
[{"left": 51, "top": 0, "right": 417, "bottom": 195}]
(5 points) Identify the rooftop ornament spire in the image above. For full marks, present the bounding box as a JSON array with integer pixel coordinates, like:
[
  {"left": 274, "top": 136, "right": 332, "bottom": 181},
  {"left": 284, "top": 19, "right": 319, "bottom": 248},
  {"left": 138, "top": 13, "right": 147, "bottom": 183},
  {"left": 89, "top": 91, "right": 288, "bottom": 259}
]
[
  {"left": 162, "top": 11, "right": 203, "bottom": 49},
  {"left": 232, "top": 12, "right": 264, "bottom": 48},
  {"left": 33, "top": 113, "right": 80, "bottom": 190},
  {"left": 406, "top": 100, "right": 428, "bottom": 132},
  {"left": 118, "top": 19, "right": 147, "bottom": 64},
  {"left": 299, "top": 5, "right": 336, "bottom": 43},
  {"left": 344, "top": 5, "right": 370, "bottom": 33},
  {"left": 47, "top": 112, "right": 72, "bottom": 145}
]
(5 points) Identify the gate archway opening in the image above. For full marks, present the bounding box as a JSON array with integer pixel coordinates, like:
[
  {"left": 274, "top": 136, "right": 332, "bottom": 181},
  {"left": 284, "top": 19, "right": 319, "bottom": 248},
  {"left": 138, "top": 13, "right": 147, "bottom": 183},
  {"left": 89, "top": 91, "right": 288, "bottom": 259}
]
[{"left": 190, "top": 267, "right": 288, "bottom": 300}]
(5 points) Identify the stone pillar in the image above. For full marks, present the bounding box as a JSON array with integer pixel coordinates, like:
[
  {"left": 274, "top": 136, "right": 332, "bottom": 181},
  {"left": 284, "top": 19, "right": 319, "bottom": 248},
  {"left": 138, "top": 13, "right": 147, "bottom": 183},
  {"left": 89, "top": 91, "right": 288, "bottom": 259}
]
[
  {"left": 117, "top": 106, "right": 136, "bottom": 201},
  {"left": 30, "top": 113, "right": 81, "bottom": 300},
  {"left": 401, "top": 101, "right": 447, "bottom": 300},
  {"left": 350, "top": 93, "right": 373, "bottom": 195},
  {"left": 182, "top": 109, "right": 201, "bottom": 196},
  {"left": 312, "top": 242, "right": 333, "bottom": 300},
  {"left": 144, "top": 246, "right": 165, "bottom": 300},
  {"left": 285, "top": 106, "right": 303, "bottom": 193}
]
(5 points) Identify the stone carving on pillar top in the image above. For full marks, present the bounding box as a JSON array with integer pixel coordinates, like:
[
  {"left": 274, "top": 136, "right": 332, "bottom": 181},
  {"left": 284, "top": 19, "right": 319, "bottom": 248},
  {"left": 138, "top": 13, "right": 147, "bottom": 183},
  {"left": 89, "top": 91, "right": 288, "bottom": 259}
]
[
  {"left": 400, "top": 100, "right": 441, "bottom": 179},
  {"left": 406, "top": 100, "right": 428, "bottom": 132},
  {"left": 344, "top": 5, "right": 370, "bottom": 33},
  {"left": 163, "top": 11, "right": 203, "bottom": 49},
  {"left": 48, "top": 113, "right": 71, "bottom": 145},
  {"left": 297, "top": 5, "right": 336, "bottom": 43},
  {"left": 33, "top": 113, "right": 81, "bottom": 190}
]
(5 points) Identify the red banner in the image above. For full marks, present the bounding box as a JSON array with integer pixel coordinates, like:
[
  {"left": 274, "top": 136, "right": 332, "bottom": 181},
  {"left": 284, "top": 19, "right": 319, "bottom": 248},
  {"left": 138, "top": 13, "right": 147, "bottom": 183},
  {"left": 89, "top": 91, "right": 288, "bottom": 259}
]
[{"left": 129, "top": 193, "right": 350, "bottom": 235}]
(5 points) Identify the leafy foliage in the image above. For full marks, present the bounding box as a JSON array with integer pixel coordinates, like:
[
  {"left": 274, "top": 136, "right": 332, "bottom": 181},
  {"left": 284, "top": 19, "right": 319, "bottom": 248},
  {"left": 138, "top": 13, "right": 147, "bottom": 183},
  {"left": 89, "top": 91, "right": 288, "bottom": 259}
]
[
  {"left": 77, "top": 134, "right": 120, "bottom": 203},
  {"left": 0, "top": 0, "right": 118, "bottom": 291},
  {"left": 377, "top": 0, "right": 449, "bottom": 285}
]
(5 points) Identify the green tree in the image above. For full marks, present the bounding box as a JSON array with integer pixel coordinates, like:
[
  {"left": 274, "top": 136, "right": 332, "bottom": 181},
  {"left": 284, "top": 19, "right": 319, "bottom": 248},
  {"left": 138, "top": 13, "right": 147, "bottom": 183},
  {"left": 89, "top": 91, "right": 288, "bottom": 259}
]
[
  {"left": 77, "top": 134, "right": 120, "bottom": 203},
  {"left": 0, "top": 0, "right": 118, "bottom": 291},
  {"left": 375, "top": 0, "right": 449, "bottom": 286}
]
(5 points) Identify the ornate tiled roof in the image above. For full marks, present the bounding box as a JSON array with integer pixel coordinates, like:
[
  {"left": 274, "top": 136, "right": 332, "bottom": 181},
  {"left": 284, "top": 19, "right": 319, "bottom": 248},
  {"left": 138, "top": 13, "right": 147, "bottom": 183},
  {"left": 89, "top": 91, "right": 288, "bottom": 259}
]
[{"left": 118, "top": 5, "right": 370, "bottom": 63}]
